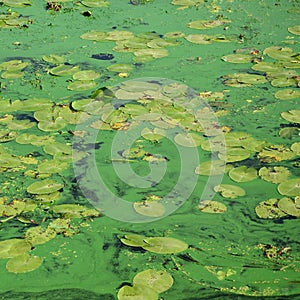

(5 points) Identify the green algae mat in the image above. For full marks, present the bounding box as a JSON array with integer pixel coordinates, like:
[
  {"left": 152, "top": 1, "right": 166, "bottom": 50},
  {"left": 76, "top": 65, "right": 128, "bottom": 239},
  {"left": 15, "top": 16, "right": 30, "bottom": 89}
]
[{"left": 0, "top": 0, "right": 300, "bottom": 299}]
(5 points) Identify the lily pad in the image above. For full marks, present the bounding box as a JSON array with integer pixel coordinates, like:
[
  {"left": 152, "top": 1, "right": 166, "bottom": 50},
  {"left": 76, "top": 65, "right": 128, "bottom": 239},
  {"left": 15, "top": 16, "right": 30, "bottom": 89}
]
[
  {"left": 6, "top": 253, "right": 42, "bottom": 274},
  {"left": 120, "top": 234, "right": 148, "bottom": 247},
  {"left": 37, "top": 159, "right": 69, "bottom": 174},
  {"left": 198, "top": 200, "right": 227, "bottom": 213},
  {"left": 278, "top": 197, "right": 300, "bottom": 217},
  {"left": 25, "top": 226, "right": 57, "bottom": 246},
  {"left": 51, "top": 204, "right": 100, "bottom": 218},
  {"left": 222, "top": 53, "right": 254, "bottom": 63},
  {"left": 214, "top": 184, "right": 246, "bottom": 199},
  {"left": 291, "top": 142, "right": 300, "bottom": 156},
  {"left": 218, "top": 147, "right": 252, "bottom": 162},
  {"left": 49, "top": 64, "right": 80, "bottom": 76},
  {"left": 42, "top": 54, "right": 65, "bottom": 64},
  {"left": 133, "top": 269, "right": 173, "bottom": 293},
  {"left": 0, "top": 59, "right": 28, "bottom": 71},
  {"left": 288, "top": 25, "right": 300, "bottom": 36},
  {"left": 185, "top": 34, "right": 213, "bottom": 44},
  {"left": 142, "top": 237, "right": 188, "bottom": 254},
  {"left": 27, "top": 179, "right": 64, "bottom": 195},
  {"left": 275, "top": 89, "right": 300, "bottom": 100},
  {"left": 255, "top": 199, "right": 287, "bottom": 219},
  {"left": 133, "top": 201, "right": 165, "bottom": 217},
  {"left": 107, "top": 64, "right": 133, "bottom": 72},
  {"left": 278, "top": 178, "right": 300, "bottom": 197},
  {"left": 43, "top": 142, "right": 72, "bottom": 155},
  {"left": 141, "top": 128, "right": 165, "bottom": 141},
  {"left": 195, "top": 160, "right": 230, "bottom": 176},
  {"left": 228, "top": 166, "right": 258, "bottom": 182},
  {"left": 80, "top": 31, "right": 108, "bottom": 41},
  {"left": 174, "top": 133, "right": 204, "bottom": 147},
  {"left": 0, "top": 239, "right": 31, "bottom": 259},
  {"left": 117, "top": 284, "right": 158, "bottom": 300},
  {"left": 263, "top": 46, "right": 295, "bottom": 60},
  {"left": 281, "top": 110, "right": 300, "bottom": 123},
  {"left": 188, "top": 19, "right": 231, "bottom": 30},
  {"left": 80, "top": 0, "right": 110, "bottom": 7},
  {"left": 2, "top": 0, "right": 32, "bottom": 7},
  {"left": 72, "top": 70, "right": 100, "bottom": 81},
  {"left": 258, "top": 166, "right": 290, "bottom": 184}
]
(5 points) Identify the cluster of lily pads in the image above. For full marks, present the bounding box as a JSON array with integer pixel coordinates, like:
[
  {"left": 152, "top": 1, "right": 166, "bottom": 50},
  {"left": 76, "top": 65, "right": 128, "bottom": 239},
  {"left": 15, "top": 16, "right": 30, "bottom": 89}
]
[{"left": 0, "top": 11, "right": 32, "bottom": 29}]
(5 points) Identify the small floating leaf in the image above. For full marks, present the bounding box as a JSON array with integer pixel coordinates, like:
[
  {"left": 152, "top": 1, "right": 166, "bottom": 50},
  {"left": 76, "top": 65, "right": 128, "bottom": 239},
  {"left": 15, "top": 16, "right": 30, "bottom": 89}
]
[
  {"left": 117, "top": 284, "right": 158, "bottom": 300},
  {"left": 291, "top": 142, "right": 300, "bottom": 155},
  {"left": 263, "top": 46, "right": 295, "bottom": 60},
  {"left": 222, "top": 53, "right": 254, "bottom": 63},
  {"left": 281, "top": 109, "right": 300, "bottom": 123},
  {"left": 107, "top": 63, "right": 133, "bottom": 72},
  {"left": 214, "top": 184, "right": 246, "bottom": 199},
  {"left": 49, "top": 64, "right": 80, "bottom": 76},
  {"left": 174, "top": 133, "right": 204, "bottom": 147},
  {"left": 73, "top": 70, "right": 100, "bottom": 81},
  {"left": 188, "top": 19, "right": 231, "bottom": 30},
  {"left": 198, "top": 200, "right": 227, "bottom": 213},
  {"left": 255, "top": 198, "right": 287, "bottom": 219},
  {"left": 133, "top": 269, "right": 174, "bottom": 293},
  {"left": 133, "top": 201, "right": 165, "bottom": 217},
  {"left": 288, "top": 25, "right": 300, "bottom": 36},
  {"left": 195, "top": 160, "right": 230, "bottom": 176},
  {"left": 141, "top": 128, "right": 165, "bottom": 141},
  {"left": 67, "top": 80, "right": 97, "bottom": 91},
  {"left": 0, "top": 239, "right": 31, "bottom": 259},
  {"left": 25, "top": 226, "right": 56, "bottom": 246},
  {"left": 258, "top": 166, "right": 290, "bottom": 184},
  {"left": 275, "top": 89, "right": 300, "bottom": 100},
  {"left": 142, "top": 237, "right": 188, "bottom": 254},
  {"left": 228, "top": 166, "right": 258, "bottom": 182},
  {"left": 27, "top": 179, "right": 64, "bottom": 195},
  {"left": 42, "top": 54, "right": 65, "bottom": 64},
  {"left": 278, "top": 178, "right": 300, "bottom": 197},
  {"left": 278, "top": 197, "right": 300, "bottom": 217},
  {"left": 120, "top": 234, "right": 148, "bottom": 247},
  {"left": 6, "top": 254, "right": 42, "bottom": 274}
]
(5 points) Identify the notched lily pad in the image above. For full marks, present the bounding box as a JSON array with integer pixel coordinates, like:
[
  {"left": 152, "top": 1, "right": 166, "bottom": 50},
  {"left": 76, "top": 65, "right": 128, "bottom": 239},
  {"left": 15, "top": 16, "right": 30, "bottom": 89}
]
[
  {"left": 27, "top": 179, "right": 64, "bottom": 195},
  {"left": 288, "top": 25, "right": 300, "bottom": 36},
  {"left": 198, "top": 200, "right": 227, "bottom": 213},
  {"left": 142, "top": 237, "right": 188, "bottom": 254},
  {"left": 214, "top": 184, "right": 245, "bottom": 199},
  {"left": 133, "top": 201, "right": 165, "bottom": 217},
  {"left": 117, "top": 284, "right": 158, "bottom": 300},
  {"left": 255, "top": 198, "right": 287, "bottom": 219},
  {"left": 120, "top": 234, "right": 148, "bottom": 247},
  {"left": 278, "top": 178, "right": 300, "bottom": 197},
  {"left": 133, "top": 269, "right": 173, "bottom": 293},
  {"left": 258, "top": 166, "right": 290, "bottom": 184},
  {"left": 278, "top": 197, "right": 300, "bottom": 217},
  {"left": 275, "top": 89, "right": 300, "bottom": 100},
  {"left": 6, "top": 253, "right": 42, "bottom": 274},
  {"left": 0, "top": 239, "right": 31, "bottom": 259},
  {"left": 229, "top": 166, "right": 258, "bottom": 183},
  {"left": 281, "top": 109, "right": 300, "bottom": 123}
]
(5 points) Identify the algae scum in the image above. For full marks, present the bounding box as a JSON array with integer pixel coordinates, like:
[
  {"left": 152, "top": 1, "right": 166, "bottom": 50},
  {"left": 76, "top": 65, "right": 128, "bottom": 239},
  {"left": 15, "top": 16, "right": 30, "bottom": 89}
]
[{"left": 0, "top": 0, "right": 300, "bottom": 299}]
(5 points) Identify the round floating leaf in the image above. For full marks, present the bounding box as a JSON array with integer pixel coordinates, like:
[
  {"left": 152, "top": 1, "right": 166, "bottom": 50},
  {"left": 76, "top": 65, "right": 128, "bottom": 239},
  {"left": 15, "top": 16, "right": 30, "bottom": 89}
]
[
  {"left": 174, "top": 133, "right": 204, "bottom": 147},
  {"left": 42, "top": 54, "right": 65, "bottom": 64},
  {"left": 222, "top": 53, "right": 254, "bottom": 63},
  {"left": 214, "top": 184, "right": 246, "bottom": 199},
  {"left": 49, "top": 64, "right": 80, "bottom": 76},
  {"left": 73, "top": 70, "right": 100, "bottom": 81},
  {"left": 27, "top": 179, "right": 64, "bottom": 195},
  {"left": 258, "top": 166, "right": 290, "bottom": 184},
  {"left": 80, "top": 31, "right": 108, "bottom": 41},
  {"left": 134, "top": 48, "right": 169, "bottom": 58},
  {"left": 141, "top": 128, "right": 165, "bottom": 141},
  {"left": 120, "top": 234, "right": 148, "bottom": 247},
  {"left": 291, "top": 142, "right": 300, "bottom": 155},
  {"left": 288, "top": 25, "right": 300, "bottom": 35},
  {"left": 281, "top": 110, "right": 300, "bottom": 123},
  {"left": 133, "top": 269, "right": 174, "bottom": 293},
  {"left": 6, "top": 254, "right": 42, "bottom": 274},
  {"left": 133, "top": 201, "right": 165, "bottom": 217},
  {"left": 218, "top": 147, "right": 252, "bottom": 162},
  {"left": 6, "top": 119, "right": 34, "bottom": 130},
  {"left": 255, "top": 199, "right": 287, "bottom": 219},
  {"left": 38, "top": 117, "right": 67, "bottom": 132},
  {"left": 271, "top": 77, "right": 297, "bottom": 87},
  {"left": 142, "top": 237, "right": 188, "bottom": 254},
  {"left": 25, "top": 226, "right": 56, "bottom": 246},
  {"left": 229, "top": 166, "right": 258, "bottom": 182},
  {"left": 67, "top": 80, "right": 97, "bottom": 91},
  {"left": 43, "top": 142, "right": 72, "bottom": 155},
  {"left": 164, "top": 31, "right": 185, "bottom": 38},
  {"left": 188, "top": 19, "right": 231, "bottom": 30},
  {"left": 263, "top": 46, "right": 295, "bottom": 60},
  {"left": 1, "top": 71, "right": 24, "bottom": 79},
  {"left": 37, "top": 159, "right": 69, "bottom": 174},
  {"left": 198, "top": 200, "right": 227, "bottom": 213},
  {"left": 117, "top": 284, "right": 158, "bottom": 300},
  {"left": 107, "top": 63, "right": 133, "bottom": 72},
  {"left": 251, "top": 62, "right": 284, "bottom": 72},
  {"left": 0, "top": 59, "right": 28, "bottom": 71},
  {"left": 185, "top": 34, "right": 213, "bottom": 44},
  {"left": 278, "top": 197, "right": 300, "bottom": 217},
  {"left": 105, "top": 30, "right": 134, "bottom": 41},
  {"left": 0, "top": 239, "right": 31, "bottom": 259},
  {"left": 195, "top": 160, "right": 230, "bottom": 176},
  {"left": 236, "top": 73, "right": 267, "bottom": 85},
  {"left": 0, "top": 153, "right": 21, "bottom": 168},
  {"left": 275, "top": 89, "right": 300, "bottom": 100},
  {"left": 278, "top": 178, "right": 300, "bottom": 197},
  {"left": 35, "top": 191, "right": 60, "bottom": 203}
]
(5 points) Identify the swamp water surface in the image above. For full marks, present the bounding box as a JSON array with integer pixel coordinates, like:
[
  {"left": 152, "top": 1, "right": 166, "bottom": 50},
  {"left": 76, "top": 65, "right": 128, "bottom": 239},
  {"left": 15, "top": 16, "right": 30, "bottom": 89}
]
[{"left": 0, "top": 0, "right": 300, "bottom": 299}]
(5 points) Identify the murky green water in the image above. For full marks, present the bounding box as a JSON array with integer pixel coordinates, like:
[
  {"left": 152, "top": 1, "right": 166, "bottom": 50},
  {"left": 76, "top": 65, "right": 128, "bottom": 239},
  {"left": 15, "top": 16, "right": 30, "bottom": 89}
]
[{"left": 0, "top": 0, "right": 300, "bottom": 299}]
